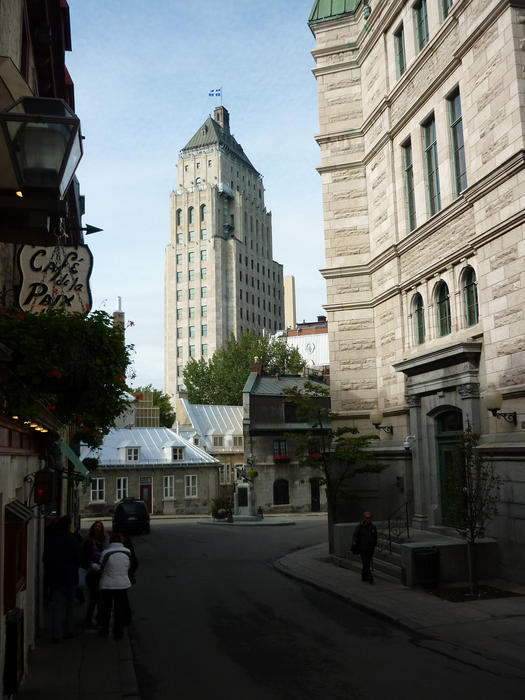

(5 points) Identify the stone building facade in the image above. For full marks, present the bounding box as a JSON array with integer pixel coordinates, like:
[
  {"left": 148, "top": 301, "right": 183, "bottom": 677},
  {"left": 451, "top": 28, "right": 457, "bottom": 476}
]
[
  {"left": 309, "top": 0, "right": 525, "bottom": 580},
  {"left": 165, "top": 106, "right": 285, "bottom": 403}
]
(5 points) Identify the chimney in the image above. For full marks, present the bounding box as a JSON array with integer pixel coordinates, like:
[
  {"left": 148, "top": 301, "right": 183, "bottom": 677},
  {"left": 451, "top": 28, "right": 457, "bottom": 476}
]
[
  {"left": 251, "top": 356, "right": 262, "bottom": 376},
  {"left": 213, "top": 106, "right": 230, "bottom": 135},
  {"left": 113, "top": 296, "right": 125, "bottom": 327}
]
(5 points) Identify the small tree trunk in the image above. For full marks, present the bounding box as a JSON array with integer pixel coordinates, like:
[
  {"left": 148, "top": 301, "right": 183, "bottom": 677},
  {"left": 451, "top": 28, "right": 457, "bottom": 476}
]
[{"left": 466, "top": 540, "right": 478, "bottom": 595}]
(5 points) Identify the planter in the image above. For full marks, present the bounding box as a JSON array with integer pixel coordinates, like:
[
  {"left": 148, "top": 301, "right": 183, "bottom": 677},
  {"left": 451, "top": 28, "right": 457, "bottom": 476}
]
[{"left": 273, "top": 455, "right": 291, "bottom": 464}]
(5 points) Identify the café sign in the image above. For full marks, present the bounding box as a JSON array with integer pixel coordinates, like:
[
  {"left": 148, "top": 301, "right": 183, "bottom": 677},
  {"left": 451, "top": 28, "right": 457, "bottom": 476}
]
[{"left": 18, "top": 245, "right": 93, "bottom": 313}]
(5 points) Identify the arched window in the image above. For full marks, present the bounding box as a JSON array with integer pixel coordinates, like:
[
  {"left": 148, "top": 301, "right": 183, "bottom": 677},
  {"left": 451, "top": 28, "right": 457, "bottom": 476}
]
[
  {"left": 200, "top": 204, "right": 207, "bottom": 222},
  {"left": 176, "top": 209, "right": 182, "bottom": 226},
  {"left": 273, "top": 479, "right": 289, "bottom": 505},
  {"left": 412, "top": 293, "right": 425, "bottom": 345},
  {"left": 436, "top": 282, "right": 451, "bottom": 336},
  {"left": 188, "top": 207, "right": 194, "bottom": 224},
  {"left": 463, "top": 267, "right": 478, "bottom": 327}
]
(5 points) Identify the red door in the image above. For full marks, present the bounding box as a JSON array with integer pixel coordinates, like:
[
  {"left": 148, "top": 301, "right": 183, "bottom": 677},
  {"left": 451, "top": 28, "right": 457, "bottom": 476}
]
[{"left": 140, "top": 482, "right": 152, "bottom": 513}]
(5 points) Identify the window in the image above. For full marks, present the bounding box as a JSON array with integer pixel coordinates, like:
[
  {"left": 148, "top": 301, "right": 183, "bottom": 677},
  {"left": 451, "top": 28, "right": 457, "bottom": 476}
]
[
  {"left": 193, "top": 435, "right": 200, "bottom": 446},
  {"left": 185, "top": 474, "right": 197, "bottom": 498},
  {"left": 188, "top": 207, "right": 194, "bottom": 224},
  {"left": 177, "top": 365, "right": 183, "bottom": 377},
  {"left": 189, "top": 307, "right": 195, "bottom": 318},
  {"left": 189, "top": 345, "right": 195, "bottom": 357},
  {"left": 176, "top": 271, "right": 182, "bottom": 283},
  {"left": 213, "top": 436, "right": 224, "bottom": 447},
  {"left": 177, "top": 383, "right": 184, "bottom": 392},
  {"left": 273, "top": 479, "right": 289, "bottom": 505},
  {"left": 273, "top": 439, "right": 287, "bottom": 456},
  {"left": 189, "top": 269, "right": 195, "bottom": 281},
  {"left": 189, "top": 326, "right": 195, "bottom": 337},
  {"left": 126, "top": 447, "right": 140, "bottom": 462},
  {"left": 436, "top": 282, "right": 451, "bottom": 336},
  {"left": 202, "top": 344, "right": 208, "bottom": 355},
  {"left": 177, "top": 327, "right": 183, "bottom": 338},
  {"left": 188, "top": 230, "right": 195, "bottom": 242},
  {"left": 201, "top": 324, "right": 208, "bottom": 336},
  {"left": 219, "top": 464, "right": 231, "bottom": 485},
  {"left": 177, "top": 345, "right": 183, "bottom": 358},
  {"left": 196, "top": 162, "right": 200, "bottom": 169},
  {"left": 413, "top": 293, "right": 425, "bottom": 344},
  {"left": 176, "top": 209, "right": 182, "bottom": 226},
  {"left": 189, "top": 288, "right": 195, "bottom": 300},
  {"left": 200, "top": 229, "right": 207, "bottom": 240},
  {"left": 402, "top": 141, "right": 416, "bottom": 231},
  {"left": 176, "top": 233, "right": 183, "bottom": 244},
  {"left": 188, "top": 252, "right": 195, "bottom": 263},
  {"left": 116, "top": 477, "right": 128, "bottom": 501},
  {"left": 463, "top": 267, "right": 479, "bottom": 327},
  {"left": 449, "top": 89, "right": 467, "bottom": 195},
  {"left": 201, "top": 268, "right": 207, "bottom": 279},
  {"left": 172, "top": 447, "right": 184, "bottom": 461},
  {"left": 284, "top": 402, "right": 298, "bottom": 422},
  {"left": 233, "top": 436, "right": 243, "bottom": 447},
  {"left": 163, "top": 475, "right": 174, "bottom": 499},
  {"left": 201, "top": 287, "right": 207, "bottom": 298},
  {"left": 91, "top": 478, "right": 105, "bottom": 502},
  {"left": 442, "top": 0, "right": 453, "bottom": 18},
  {"left": 414, "top": 0, "right": 429, "bottom": 51},
  {"left": 394, "top": 24, "right": 406, "bottom": 77},
  {"left": 200, "top": 250, "right": 207, "bottom": 262},
  {"left": 177, "top": 290, "right": 183, "bottom": 301},
  {"left": 201, "top": 305, "right": 207, "bottom": 317},
  {"left": 200, "top": 204, "right": 207, "bottom": 222},
  {"left": 177, "top": 308, "right": 183, "bottom": 320},
  {"left": 423, "top": 116, "right": 441, "bottom": 215}
]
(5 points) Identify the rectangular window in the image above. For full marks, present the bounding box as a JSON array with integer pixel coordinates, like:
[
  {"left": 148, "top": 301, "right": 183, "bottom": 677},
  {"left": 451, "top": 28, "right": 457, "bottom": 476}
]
[
  {"left": 116, "top": 477, "right": 128, "bottom": 501},
  {"left": 189, "top": 345, "right": 195, "bottom": 357},
  {"left": 177, "top": 365, "right": 183, "bottom": 377},
  {"left": 189, "top": 307, "right": 195, "bottom": 318},
  {"left": 172, "top": 447, "right": 184, "bottom": 461},
  {"left": 200, "top": 229, "right": 207, "bottom": 240},
  {"left": 185, "top": 474, "right": 197, "bottom": 498},
  {"left": 201, "top": 324, "right": 208, "bottom": 336},
  {"left": 219, "top": 464, "right": 231, "bottom": 485},
  {"left": 176, "top": 290, "right": 183, "bottom": 301},
  {"left": 449, "top": 89, "right": 467, "bottom": 195},
  {"left": 273, "top": 439, "right": 287, "bottom": 456},
  {"left": 91, "top": 478, "right": 105, "bottom": 502},
  {"left": 176, "top": 271, "right": 182, "bottom": 283},
  {"left": 233, "top": 436, "right": 243, "bottom": 447},
  {"left": 201, "top": 287, "right": 207, "bottom": 298},
  {"left": 176, "top": 253, "right": 182, "bottom": 265},
  {"left": 189, "top": 326, "right": 195, "bottom": 338},
  {"left": 188, "top": 231, "right": 195, "bottom": 242},
  {"left": 213, "top": 436, "right": 224, "bottom": 447},
  {"left": 163, "top": 475, "right": 175, "bottom": 499},
  {"left": 126, "top": 447, "right": 140, "bottom": 462},
  {"left": 177, "top": 308, "right": 183, "bottom": 320},
  {"left": 201, "top": 305, "right": 207, "bottom": 317},
  {"left": 201, "top": 268, "right": 207, "bottom": 279},
  {"left": 177, "top": 327, "right": 183, "bottom": 338},
  {"left": 177, "top": 345, "right": 183, "bottom": 358},
  {"left": 200, "top": 250, "right": 207, "bottom": 261},
  {"left": 442, "top": 0, "right": 453, "bottom": 18},
  {"left": 189, "top": 269, "right": 195, "bottom": 281},
  {"left": 423, "top": 116, "right": 441, "bottom": 215},
  {"left": 176, "top": 233, "right": 183, "bottom": 244},
  {"left": 394, "top": 24, "right": 406, "bottom": 77},
  {"left": 202, "top": 344, "right": 208, "bottom": 355},
  {"left": 189, "top": 288, "right": 195, "bottom": 300},
  {"left": 188, "top": 252, "right": 195, "bottom": 263},
  {"left": 414, "top": 0, "right": 429, "bottom": 51},
  {"left": 402, "top": 140, "right": 416, "bottom": 231}
]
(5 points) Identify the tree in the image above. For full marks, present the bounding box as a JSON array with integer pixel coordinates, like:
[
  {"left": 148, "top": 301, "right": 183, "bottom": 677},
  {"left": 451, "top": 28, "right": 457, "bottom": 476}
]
[
  {"left": 133, "top": 385, "right": 175, "bottom": 427},
  {"left": 183, "top": 331, "right": 305, "bottom": 405},
  {"left": 283, "top": 381, "right": 385, "bottom": 553},
  {"left": 0, "top": 308, "right": 133, "bottom": 447},
  {"left": 447, "top": 421, "right": 501, "bottom": 594}
]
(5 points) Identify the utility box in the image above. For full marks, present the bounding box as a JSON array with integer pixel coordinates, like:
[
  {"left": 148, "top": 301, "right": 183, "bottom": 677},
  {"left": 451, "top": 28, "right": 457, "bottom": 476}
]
[{"left": 413, "top": 546, "right": 440, "bottom": 588}]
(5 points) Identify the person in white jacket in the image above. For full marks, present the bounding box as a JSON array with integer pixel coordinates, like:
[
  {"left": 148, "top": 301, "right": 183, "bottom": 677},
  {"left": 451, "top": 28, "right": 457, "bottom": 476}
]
[{"left": 98, "top": 533, "right": 132, "bottom": 640}]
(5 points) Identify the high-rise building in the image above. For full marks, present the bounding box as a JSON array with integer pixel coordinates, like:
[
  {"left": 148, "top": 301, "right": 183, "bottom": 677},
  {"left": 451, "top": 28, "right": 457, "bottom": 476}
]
[{"left": 165, "top": 106, "right": 284, "bottom": 401}]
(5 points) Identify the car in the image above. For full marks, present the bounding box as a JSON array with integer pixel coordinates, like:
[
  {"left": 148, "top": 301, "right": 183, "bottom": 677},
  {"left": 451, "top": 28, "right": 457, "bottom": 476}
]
[{"left": 112, "top": 498, "right": 150, "bottom": 534}]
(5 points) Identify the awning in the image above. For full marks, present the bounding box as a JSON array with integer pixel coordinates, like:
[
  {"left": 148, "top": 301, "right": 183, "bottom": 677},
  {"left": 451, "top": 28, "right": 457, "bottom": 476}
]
[{"left": 58, "top": 440, "right": 91, "bottom": 487}]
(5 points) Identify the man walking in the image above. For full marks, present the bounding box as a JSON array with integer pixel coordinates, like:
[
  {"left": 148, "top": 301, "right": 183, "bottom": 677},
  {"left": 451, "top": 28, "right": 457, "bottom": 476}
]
[{"left": 352, "top": 512, "right": 378, "bottom": 584}]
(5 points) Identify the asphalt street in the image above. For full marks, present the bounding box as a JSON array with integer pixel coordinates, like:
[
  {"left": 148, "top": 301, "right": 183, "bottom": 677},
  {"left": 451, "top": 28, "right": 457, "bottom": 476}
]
[{"left": 126, "top": 518, "right": 524, "bottom": 700}]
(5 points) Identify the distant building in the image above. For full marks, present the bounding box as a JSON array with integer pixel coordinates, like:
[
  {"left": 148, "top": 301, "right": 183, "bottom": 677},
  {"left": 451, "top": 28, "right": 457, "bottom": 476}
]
[
  {"left": 80, "top": 428, "right": 220, "bottom": 516},
  {"left": 275, "top": 315, "right": 329, "bottom": 373},
  {"left": 134, "top": 391, "right": 160, "bottom": 428},
  {"left": 165, "top": 106, "right": 285, "bottom": 405},
  {"left": 284, "top": 275, "right": 296, "bottom": 329}
]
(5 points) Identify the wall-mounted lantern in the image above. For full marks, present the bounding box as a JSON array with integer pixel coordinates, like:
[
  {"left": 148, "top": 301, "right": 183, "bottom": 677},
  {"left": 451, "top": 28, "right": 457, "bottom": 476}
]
[
  {"left": 369, "top": 408, "right": 393, "bottom": 434},
  {"left": 482, "top": 386, "right": 517, "bottom": 425}
]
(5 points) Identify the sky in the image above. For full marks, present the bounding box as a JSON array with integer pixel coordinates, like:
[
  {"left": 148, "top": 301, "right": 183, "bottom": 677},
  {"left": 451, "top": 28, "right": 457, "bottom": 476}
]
[{"left": 66, "top": 0, "right": 325, "bottom": 391}]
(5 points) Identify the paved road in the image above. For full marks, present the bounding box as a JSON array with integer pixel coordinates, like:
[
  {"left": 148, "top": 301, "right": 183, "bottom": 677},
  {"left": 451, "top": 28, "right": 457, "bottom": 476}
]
[{"left": 127, "top": 518, "right": 524, "bottom": 700}]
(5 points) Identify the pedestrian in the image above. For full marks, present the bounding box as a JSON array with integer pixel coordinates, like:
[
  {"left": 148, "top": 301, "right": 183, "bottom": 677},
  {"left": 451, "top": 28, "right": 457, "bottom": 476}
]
[
  {"left": 81, "top": 520, "right": 109, "bottom": 627},
  {"left": 42, "top": 515, "right": 82, "bottom": 642},
  {"left": 98, "top": 532, "right": 133, "bottom": 640},
  {"left": 352, "top": 511, "right": 378, "bottom": 584}
]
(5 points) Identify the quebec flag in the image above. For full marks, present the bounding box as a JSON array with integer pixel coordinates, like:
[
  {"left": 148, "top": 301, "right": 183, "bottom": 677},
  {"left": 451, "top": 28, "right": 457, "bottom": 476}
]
[{"left": 209, "top": 88, "right": 221, "bottom": 97}]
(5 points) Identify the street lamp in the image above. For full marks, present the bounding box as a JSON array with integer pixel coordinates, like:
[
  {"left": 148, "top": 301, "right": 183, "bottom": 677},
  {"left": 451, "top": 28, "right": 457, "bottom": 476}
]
[
  {"left": 0, "top": 96, "right": 82, "bottom": 198},
  {"left": 482, "top": 385, "right": 517, "bottom": 425},
  {"left": 369, "top": 407, "right": 393, "bottom": 434}
]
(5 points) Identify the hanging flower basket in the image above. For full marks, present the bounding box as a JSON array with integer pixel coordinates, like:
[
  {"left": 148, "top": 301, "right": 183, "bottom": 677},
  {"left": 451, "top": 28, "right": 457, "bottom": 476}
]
[{"left": 273, "top": 454, "right": 291, "bottom": 464}]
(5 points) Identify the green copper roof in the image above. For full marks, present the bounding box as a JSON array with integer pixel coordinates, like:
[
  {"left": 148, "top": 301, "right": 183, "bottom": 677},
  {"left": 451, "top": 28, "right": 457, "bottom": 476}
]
[
  {"left": 309, "top": 0, "right": 361, "bottom": 24},
  {"left": 181, "top": 114, "right": 258, "bottom": 175}
]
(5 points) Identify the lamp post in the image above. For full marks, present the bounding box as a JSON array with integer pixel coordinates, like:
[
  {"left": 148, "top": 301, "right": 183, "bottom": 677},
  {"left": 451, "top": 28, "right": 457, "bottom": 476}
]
[
  {"left": 482, "top": 386, "right": 517, "bottom": 425},
  {"left": 369, "top": 407, "right": 393, "bottom": 434},
  {"left": 0, "top": 96, "right": 82, "bottom": 198}
]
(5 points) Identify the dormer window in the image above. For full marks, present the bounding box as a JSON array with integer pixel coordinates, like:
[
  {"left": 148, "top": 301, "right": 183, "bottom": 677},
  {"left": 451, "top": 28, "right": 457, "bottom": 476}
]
[
  {"left": 233, "top": 436, "right": 243, "bottom": 447},
  {"left": 193, "top": 436, "right": 200, "bottom": 446},
  {"left": 126, "top": 447, "right": 140, "bottom": 462},
  {"left": 172, "top": 447, "right": 184, "bottom": 461},
  {"left": 213, "top": 436, "right": 224, "bottom": 447}
]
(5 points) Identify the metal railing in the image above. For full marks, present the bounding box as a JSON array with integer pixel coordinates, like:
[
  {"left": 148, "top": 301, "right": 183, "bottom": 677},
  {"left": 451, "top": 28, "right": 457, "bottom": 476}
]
[{"left": 377, "top": 501, "right": 411, "bottom": 553}]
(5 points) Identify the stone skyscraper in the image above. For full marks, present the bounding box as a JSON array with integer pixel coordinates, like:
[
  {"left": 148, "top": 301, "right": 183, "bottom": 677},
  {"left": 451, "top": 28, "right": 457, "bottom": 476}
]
[{"left": 165, "top": 106, "right": 284, "bottom": 400}]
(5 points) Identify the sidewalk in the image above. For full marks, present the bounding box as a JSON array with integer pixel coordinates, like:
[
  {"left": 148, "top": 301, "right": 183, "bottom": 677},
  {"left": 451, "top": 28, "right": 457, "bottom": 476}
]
[{"left": 274, "top": 542, "right": 525, "bottom": 678}]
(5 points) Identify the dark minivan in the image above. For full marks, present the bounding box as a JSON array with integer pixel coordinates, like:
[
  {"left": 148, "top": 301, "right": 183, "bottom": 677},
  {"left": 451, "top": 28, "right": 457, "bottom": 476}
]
[{"left": 113, "top": 498, "right": 150, "bottom": 534}]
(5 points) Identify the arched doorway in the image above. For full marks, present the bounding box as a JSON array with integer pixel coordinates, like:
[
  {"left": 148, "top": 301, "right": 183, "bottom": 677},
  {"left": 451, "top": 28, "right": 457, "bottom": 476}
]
[{"left": 436, "top": 409, "right": 464, "bottom": 526}]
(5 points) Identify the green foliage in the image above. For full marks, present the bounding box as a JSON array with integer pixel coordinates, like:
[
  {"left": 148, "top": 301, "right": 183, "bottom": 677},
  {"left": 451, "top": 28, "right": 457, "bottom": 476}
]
[
  {"left": 183, "top": 331, "right": 306, "bottom": 405},
  {"left": 133, "top": 384, "right": 175, "bottom": 427},
  {"left": 0, "top": 308, "right": 133, "bottom": 447}
]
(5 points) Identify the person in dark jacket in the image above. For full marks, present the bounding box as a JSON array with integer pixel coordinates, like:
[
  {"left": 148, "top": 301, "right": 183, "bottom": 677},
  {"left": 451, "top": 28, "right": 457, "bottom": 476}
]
[
  {"left": 43, "top": 515, "right": 81, "bottom": 642},
  {"left": 352, "top": 512, "right": 378, "bottom": 584}
]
